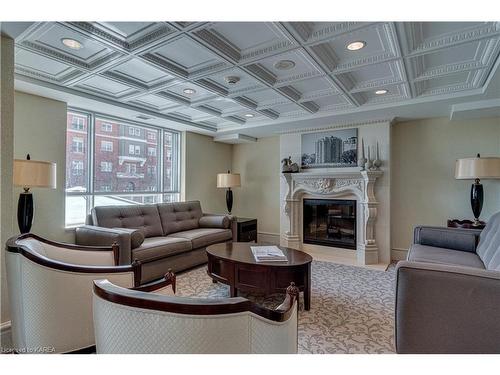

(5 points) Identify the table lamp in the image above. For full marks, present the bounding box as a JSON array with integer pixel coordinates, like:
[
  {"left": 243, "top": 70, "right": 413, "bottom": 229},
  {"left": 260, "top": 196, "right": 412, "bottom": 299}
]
[
  {"left": 217, "top": 171, "right": 241, "bottom": 215},
  {"left": 455, "top": 154, "right": 500, "bottom": 226},
  {"left": 13, "top": 154, "right": 57, "bottom": 233}
]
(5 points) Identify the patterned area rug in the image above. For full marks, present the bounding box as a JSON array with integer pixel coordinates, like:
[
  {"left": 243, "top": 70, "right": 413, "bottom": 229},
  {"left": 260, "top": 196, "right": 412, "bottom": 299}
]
[{"left": 176, "top": 261, "right": 396, "bottom": 354}]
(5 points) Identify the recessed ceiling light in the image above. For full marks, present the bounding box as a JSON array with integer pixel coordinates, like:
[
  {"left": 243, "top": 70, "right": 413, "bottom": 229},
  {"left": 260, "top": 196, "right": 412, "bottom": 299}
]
[
  {"left": 346, "top": 41, "right": 366, "bottom": 51},
  {"left": 274, "top": 60, "right": 296, "bottom": 70},
  {"left": 244, "top": 113, "right": 254, "bottom": 118},
  {"left": 61, "top": 38, "right": 83, "bottom": 50},
  {"left": 183, "top": 88, "right": 196, "bottom": 95},
  {"left": 375, "top": 89, "right": 388, "bottom": 95}
]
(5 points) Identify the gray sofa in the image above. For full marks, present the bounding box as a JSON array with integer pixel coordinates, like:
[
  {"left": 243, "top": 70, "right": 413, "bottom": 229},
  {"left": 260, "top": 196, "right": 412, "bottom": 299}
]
[
  {"left": 75, "top": 201, "right": 233, "bottom": 284},
  {"left": 395, "top": 211, "right": 500, "bottom": 353}
]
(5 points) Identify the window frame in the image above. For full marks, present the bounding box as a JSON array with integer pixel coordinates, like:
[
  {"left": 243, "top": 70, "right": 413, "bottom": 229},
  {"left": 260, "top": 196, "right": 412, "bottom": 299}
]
[{"left": 65, "top": 108, "right": 182, "bottom": 228}]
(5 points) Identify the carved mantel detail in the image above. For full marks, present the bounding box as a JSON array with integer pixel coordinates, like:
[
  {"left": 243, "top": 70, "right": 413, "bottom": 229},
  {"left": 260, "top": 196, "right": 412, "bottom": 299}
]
[{"left": 280, "top": 170, "right": 383, "bottom": 265}]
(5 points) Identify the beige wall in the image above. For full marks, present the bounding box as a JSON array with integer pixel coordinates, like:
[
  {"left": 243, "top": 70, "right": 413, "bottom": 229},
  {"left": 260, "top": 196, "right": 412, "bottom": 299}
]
[
  {"left": 232, "top": 137, "right": 281, "bottom": 242},
  {"left": 391, "top": 116, "right": 500, "bottom": 258},
  {"left": 182, "top": 131, "right": 232, "bottom": 214},
  {"left": 13, "top": 92, "right": 69, "bottom": 242},
  {"left": 1, "top": 36, "right": 15, "bottom": 328}
]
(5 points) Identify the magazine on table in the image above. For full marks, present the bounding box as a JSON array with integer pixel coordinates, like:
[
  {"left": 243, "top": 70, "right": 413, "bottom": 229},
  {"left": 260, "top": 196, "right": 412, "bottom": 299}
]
[{"left": 250, "top": 246, "right": 288, "bottom": 262}]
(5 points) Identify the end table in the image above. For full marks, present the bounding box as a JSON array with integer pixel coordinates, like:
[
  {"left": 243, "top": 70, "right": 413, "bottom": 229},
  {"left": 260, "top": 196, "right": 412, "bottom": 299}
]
[{"left": 233, "top": 217, "right": 257, "bottom": 242}]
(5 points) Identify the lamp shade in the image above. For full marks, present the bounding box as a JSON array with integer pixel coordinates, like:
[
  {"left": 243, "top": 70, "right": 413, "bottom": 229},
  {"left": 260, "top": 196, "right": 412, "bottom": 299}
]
[
  {"left": 13, "top": 159, "right": 57, "bottom": 189},
  {"left": 217, "top": 173, "right": 241, "bottom": 188},
  {"left": 455, "top": 157, "right": 500, "bottom": 180}
]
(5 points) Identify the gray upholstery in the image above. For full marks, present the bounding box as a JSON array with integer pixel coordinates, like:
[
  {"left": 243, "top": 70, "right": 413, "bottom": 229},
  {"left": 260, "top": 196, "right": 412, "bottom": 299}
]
[
  {"left": 92, "top": 205, "right": 164, "bottom": 238},
  {"left": 132, "top": 237, "right": 192, "bottom": 262},
  {"left": 112, "top": 228, "right": 145, "bottom": 249},
  {"left": 199, "top": 215, "right": 230, "bottom": 229},
  {"left": 157, "top": 201, "right": 203, "bottom": 235},
  {"left": 76, "top": 201, "right": 234, "bottom": 283},
  {"left": 395, "top": 261, "right": 500, "bottom": 354},
  {"left": 408, "top": 244, "right": 485, "bottom": 269},
  {"left": 414, "top": 226, "right": 480, "bottom": 252},
  {"left": 396, "top": 214, "right": 500, "bottom": 353},
  {"left": 476, "top": 211, "right": 500, "bottom": 270},
  {"left": 75, "top": 226, "right": 132, "bottom": 265},
  {"left": 168, "top": 228, "right": 232, "bottom": 249}
]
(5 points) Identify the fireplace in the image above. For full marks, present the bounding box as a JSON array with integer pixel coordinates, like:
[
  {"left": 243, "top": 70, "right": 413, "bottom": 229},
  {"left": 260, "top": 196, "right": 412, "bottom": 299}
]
[{"left": 303, "top": 198, "right": 356, "bottom": 249}]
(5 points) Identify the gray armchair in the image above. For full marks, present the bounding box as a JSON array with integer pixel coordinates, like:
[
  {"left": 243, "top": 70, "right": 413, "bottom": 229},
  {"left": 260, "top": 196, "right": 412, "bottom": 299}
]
[{"left": 395, "top": 212, "right": 500, "bottom": 354}]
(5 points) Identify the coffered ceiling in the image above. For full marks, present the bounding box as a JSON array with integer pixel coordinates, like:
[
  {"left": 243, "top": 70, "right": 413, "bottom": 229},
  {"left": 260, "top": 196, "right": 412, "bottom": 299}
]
[{"left": 9, "top": 21, "right": 500, "bottom": 136}]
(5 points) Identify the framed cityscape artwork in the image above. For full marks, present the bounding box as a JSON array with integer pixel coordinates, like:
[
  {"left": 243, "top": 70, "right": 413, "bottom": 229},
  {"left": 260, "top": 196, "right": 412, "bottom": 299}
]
[{"left": 301, "top": 128, "right": 358, "bottom": 168}]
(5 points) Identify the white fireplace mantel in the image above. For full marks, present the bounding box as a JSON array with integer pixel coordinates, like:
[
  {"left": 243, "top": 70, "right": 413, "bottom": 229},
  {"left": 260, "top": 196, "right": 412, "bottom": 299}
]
[{"left": 280, "top": 169, "right": 383, "bottom": 264}]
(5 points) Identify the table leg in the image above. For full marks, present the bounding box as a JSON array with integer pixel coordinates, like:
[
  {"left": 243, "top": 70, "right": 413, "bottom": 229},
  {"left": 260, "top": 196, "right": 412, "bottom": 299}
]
[
  {"left": 230, "top": 284, "right": 238, "bottom": 297},
  {"left": 304, "top": 263, "right": 311, "bottom": 311}
]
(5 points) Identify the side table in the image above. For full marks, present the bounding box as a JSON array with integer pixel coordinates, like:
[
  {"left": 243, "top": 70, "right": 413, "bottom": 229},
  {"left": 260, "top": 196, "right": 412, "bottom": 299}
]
[
  {"left": 233, "top": 217, "right": 257, "bottom": 242},
  {"left": 447, "top": 219, "right": 486, "bottom": 230}
]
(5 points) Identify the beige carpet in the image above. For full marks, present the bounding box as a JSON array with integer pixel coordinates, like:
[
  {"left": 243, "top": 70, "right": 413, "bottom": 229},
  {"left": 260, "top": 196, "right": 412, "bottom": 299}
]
[{"left": 176, "top": 261, "right": 396, "bottom": 354}]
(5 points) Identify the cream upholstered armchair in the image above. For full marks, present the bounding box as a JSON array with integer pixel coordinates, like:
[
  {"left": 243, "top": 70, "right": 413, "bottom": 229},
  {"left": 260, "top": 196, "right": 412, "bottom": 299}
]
[
  {"left": 5, "top": 233, "right": 175, "bottom": 354},
  {"left": 93, "top": 279, "right": 299, "bottom": 354}
]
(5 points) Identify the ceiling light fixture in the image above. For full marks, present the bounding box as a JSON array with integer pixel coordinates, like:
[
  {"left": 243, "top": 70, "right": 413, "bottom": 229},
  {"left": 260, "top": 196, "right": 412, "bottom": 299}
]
[
  {"left": 274, "top": 60, "right": 296, "bottom": 70},
  {"left": 346, "top": 41, "right": 366, "bottom": 51},
  {"left": 183, "top": 88, "right": 196, "bottom": 95},
  {"left": 244, "top": 114, "right": 254, "bottom": 118},
  {"left": 61, "top": 38, "right": 83, "bottom": 50},
  {"left": 375, "top": 89, "right": 388, "bottom": 95},
  {"left": 224, "top": 76, "right": 240, "bottom": 85}
]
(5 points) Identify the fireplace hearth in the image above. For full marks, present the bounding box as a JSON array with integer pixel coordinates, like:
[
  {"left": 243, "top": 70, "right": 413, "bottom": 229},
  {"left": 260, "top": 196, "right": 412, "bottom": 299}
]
[{"left": 303, "top": 199, "right": 356, "bottom": 249}]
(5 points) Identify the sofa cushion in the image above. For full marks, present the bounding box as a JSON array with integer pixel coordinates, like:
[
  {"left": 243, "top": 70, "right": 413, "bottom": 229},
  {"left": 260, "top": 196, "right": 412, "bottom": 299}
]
[
  {"left": 199, "top": 215, "right": 230, "bottom": 229},
  {"left": 476, "top": 211, "right": 500, "bottom": 271},
  {"left": 408, "top": 244, "right": 485, "bottom": 269},
  {"left": 92, "top": 205, "right": 163, "bottom": 238},
  {"left": 157, "top": 201, "right": 203, "bottom": 235},
  {"left": 132, "top": 236, "right": 192, "bottom": 263},
  {"left": 112, "top": 227, "right": 145, "bottom": 249},
  {"left": 168, "top": 228, "right": 232, "bottom": 249}
]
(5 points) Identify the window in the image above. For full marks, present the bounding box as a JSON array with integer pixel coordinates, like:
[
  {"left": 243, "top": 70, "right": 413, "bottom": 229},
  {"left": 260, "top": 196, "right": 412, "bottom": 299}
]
[
  {"left": 147, "top": 165, "right": 156, "bottom": 175},
  {"left": 125, "top": 163, "right": 137, "bottom": 174},
  {"left": 72, "top": 161, "right": 84, "bottom": 175},
  {"left": 128, "top": 144, "right": 141, "bottom": 155},
  {"left": 71, "top": 116, "right": 85, "bottom": 131},
  {"left": 65, "top": 110, "right": 180, "bottom": 227},
  {"left": 71, "top": 137, "right": 84, "bottom": 153},
  {"left": 128, "top": 126, "right": 140, "bottom": 137},
  {"left": 100, "top": 161, "right": 112, "bottom": 172},
  {"left": 101, "top": 141, "right": 113, "bottom": 152}
]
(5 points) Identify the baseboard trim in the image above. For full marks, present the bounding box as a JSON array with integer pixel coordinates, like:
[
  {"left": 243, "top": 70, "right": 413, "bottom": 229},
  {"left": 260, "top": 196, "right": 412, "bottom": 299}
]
[
  {"left": 257, "top": 232, "right": 280, "bottom": 245},
  {"left": 391, "top": 247, "right": 408, "bottom": 261}
]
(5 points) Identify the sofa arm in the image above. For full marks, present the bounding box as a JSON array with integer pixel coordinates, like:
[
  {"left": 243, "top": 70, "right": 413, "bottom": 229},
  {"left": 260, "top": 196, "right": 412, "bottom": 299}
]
[
  {"left": 199, "top": 214, "right": 231, "bottom": 229},
  {"left": 413, "top": 226, "right": 481, "bottom": 252},
  {"left": 76, "top": 225, "right": 132, "bottom": 265},
  {"left": 395, "top": 261, "right": 500, "bottom": 353}
]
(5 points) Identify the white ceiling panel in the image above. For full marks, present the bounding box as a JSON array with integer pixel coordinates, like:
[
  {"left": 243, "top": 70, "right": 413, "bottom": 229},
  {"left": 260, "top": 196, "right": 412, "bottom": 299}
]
[
  {"left": 107, "top": 58, "right": 173, "bottom": 87},
  {"left": 251, "top": 49, "right": 323, "bottom": 85}
]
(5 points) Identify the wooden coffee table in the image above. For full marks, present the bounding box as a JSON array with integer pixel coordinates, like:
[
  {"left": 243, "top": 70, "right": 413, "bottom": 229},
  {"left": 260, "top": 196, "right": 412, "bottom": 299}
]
[{"left": 206, "top": 242, "right": 313, "bottom": 310}]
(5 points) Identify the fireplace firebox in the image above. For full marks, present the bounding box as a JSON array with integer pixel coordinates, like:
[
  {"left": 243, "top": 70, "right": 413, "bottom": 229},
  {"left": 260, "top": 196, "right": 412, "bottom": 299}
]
[{"left": 303, "top": 199, "right": 356, "bottom": 249}]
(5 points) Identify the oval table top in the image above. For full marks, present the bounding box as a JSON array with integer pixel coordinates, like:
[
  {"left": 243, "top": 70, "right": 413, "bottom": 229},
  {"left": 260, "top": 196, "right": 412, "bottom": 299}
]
[{"left": 206, "top": 242, "right": 312, "bottom": 267}]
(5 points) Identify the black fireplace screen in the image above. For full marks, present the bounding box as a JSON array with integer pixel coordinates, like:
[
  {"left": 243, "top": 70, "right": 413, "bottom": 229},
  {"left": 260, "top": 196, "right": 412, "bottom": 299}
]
[{"left": 303, "top": 199, "right": 356, "bottom": 249}]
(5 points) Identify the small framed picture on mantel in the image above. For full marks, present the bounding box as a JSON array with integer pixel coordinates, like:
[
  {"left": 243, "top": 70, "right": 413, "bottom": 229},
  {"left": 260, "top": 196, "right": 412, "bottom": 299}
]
[{"left": 301, "top": 128, "right": 358, "bottom": 169}]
